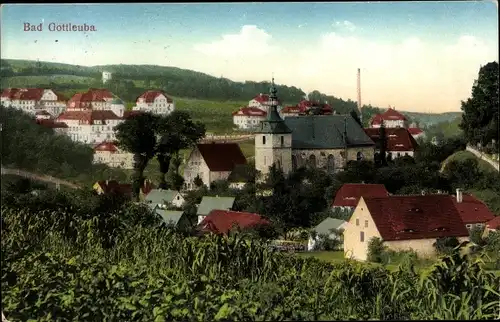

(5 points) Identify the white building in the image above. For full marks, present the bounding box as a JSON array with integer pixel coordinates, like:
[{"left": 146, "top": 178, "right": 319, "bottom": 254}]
[
  {"left": 248, "top": 93, "right": 282, "bottom": 114},
  {"left": 93, "top": 141, "right": 134, "bottom": 169},
  {"left": 369, "top": 107, "right": 408, "bottom": 129},
  {"left": 133, "top": 90, "right": 175, "bottom": 115},
  {"left": 102, "top": 71, "right": 112, "bottom": 84},
  {"left": 183, "top": 143, "right": 247, "bottom": 190},
  {"left": 232, "top": 107, "right": 267, "bottom": 130},
  {"left": 1, "top": 88, "right": 67, "bottom": 116},
  {"left": 56, "top": 110, "right": 124, "bottom": 145}
]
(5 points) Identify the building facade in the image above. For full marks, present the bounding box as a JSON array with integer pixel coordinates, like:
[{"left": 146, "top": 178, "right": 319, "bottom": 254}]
[
  {"left": 93, "top": 141, "right": 134, "bottom": 169},
  {"left": 1, "top": 88, "right": 67, "bottom": 116},
  {"left": 232, "top": 107, "right": 267, "bottom": 130},
  {"left": 133, "top": 90, "right": 175, "bottom": 115}
]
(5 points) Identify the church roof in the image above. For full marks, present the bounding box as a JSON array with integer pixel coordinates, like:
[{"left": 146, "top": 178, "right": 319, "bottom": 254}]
[{"left": 284, "top": 115, "right": 375, "bottom": 149}]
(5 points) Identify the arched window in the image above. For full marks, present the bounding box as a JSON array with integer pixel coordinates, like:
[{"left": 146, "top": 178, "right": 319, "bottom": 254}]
[
  {"left": 292, "top": 155, "right": 298, "bottom": 171},
  {"left": 327, "top": 154, "right": 335, "bottom": 173},
  {"left": 296, "top": 155, "right": 303, "bottom": 169},
  {"left": 356, "top": 151, "right": 364, "bottom": 161},
  {"left": 308, "top": 154, "right": 317, "bottom": 168},
  {"left": 275, "top": 159, "right": 282, "bottom": 170}
]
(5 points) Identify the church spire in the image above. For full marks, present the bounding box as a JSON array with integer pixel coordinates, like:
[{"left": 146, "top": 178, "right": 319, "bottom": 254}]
[
  {"left": 256, "top": 77, "right": 292, "bottom": 134},
  {"left": 267, "top": 77, "right": 281, "bottom": 121}
]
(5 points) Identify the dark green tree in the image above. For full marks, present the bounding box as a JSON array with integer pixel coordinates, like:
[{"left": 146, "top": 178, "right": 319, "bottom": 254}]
[
  {"left": 156, "top": 111, "right": 206, "bottom": 189},
  {"left": 459, "top": 62, "right": 499, "bottom": 148},
  {"left": 114, "top": 112, "right": 159, "bottom": 200},
  {"left": 378, "top": 123, "right": 387, "bottom": 166},
  {"left": 165, "top": 153, "right": 184, "bottom": 191}
]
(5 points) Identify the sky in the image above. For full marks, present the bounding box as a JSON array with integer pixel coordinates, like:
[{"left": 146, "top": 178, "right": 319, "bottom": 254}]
[{"left": 1, "top": 2, "right": 498, "bottom": 113}]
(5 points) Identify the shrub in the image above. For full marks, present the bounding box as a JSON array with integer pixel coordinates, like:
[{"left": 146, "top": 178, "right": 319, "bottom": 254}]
[
  {"left": 367, "top": 237, "right": 387, "bottom": 263},
  {"left": 433, "top": 236, "right": 460, "bottom": 256}
]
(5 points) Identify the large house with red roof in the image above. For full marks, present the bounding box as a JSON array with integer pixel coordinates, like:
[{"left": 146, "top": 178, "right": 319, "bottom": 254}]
[
  {"left": 183, "top": 142, "right": 247, "bottom": 190},
  {"left": 198, "top": 209, "right": 270, "bottom": 235},
  {"left": 369, "top": 107, "right": 424, "bottom": 140},
  {"left": 364, "top": 127, "right": 419, "bottom": 159},
  {"left": 452, "top": 189, "right": 495, "bottom": 229},
  {"left": 1, "top": 88, "right": 67, "bottom": 116},
  {"left": 56, "top": 110, "right": 124, "bottom": 144},
  {"left": 280, "top": 100, "right": 334, "bottom": 118},
  {"left": 344, "top": 194, "right": 470, "bottom": 261},
  {"left": 132, "top": 90, "right": 175, "bottom": 115},
  {"left": 232, "top": 107, "right": 267, "bottom": 130},
  {"left": 67, "top": 88, "right": 125, "bottom": 117},
  {"left": 93, "top": 141, "right": 134, "bottom": 169},
  {"left": 248, "top": 93, "right": 281, "bottom": 113},
  {"left": 332, "top": 183, "right": 389, "bottom": 211}
]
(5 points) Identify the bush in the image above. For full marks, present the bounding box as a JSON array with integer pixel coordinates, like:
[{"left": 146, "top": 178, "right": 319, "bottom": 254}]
[
  {"left": 433, "top": 236, "right": 460, "bottom": 256},
  {"left": 367, "top": 237, "right": 387, "bottom": 263}
]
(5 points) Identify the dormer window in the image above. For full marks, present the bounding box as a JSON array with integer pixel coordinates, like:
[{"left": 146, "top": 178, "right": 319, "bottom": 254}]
[{"left": 433, "top": 227, "right": 448, "bottom": 232}]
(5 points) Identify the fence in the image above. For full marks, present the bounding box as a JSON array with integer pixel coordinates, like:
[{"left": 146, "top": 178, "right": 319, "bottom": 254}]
[
  {"left": 201, "top": 134, "right": 254, "bottom": 142},
  {"left": 465, "top": 145, "right": 500, "bottom": 172}
]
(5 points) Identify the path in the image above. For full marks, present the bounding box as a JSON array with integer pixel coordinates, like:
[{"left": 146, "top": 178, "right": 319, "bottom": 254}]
[
  {"left": 200, "top": 134, "right": 254, "bottom": 143},
  {"left": 0, "top": 166, "right": 81, "bottom": 189},
  {"left": 465, "top": 145, "right": 500, "bottom": 172}
]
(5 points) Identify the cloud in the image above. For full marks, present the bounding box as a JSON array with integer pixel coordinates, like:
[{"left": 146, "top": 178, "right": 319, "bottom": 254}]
[
  {"left": 333, "top": 20, "right": 357, "bottom": 32},
  {"left": 194, "top": 25, "right": 278, "bottom": 58}
]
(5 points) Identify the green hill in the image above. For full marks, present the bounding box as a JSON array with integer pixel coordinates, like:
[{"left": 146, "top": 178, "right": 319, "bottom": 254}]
[{"left": 1, "top": 59, "right": 462, "bottom": 132}]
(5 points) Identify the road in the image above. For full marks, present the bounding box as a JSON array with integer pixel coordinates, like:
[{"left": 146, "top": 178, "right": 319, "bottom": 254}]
[{"left": 0, "top": 166, "right": 80, "bottom": 189}]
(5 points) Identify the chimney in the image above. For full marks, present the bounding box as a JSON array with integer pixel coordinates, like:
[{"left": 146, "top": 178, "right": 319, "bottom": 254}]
[{"left": 456, "top": 188, "right": 463, "bottom": 203}]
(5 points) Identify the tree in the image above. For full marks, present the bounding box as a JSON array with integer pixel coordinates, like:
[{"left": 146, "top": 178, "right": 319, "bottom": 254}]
[
  {"left": 155, "top": 111, "right": 206, "bottom": 189},
  {"left": 350, "top": 110, "right": 362, "bottom": 127},
  {"left": 459, "top": 62, "right": 499, "bottom": 148},
  {"left": 165, "top": 153, "right": 184, "bottom": 191},
  {"left": 378, "top": 123, "right": 387, "bottom": 166},
  {"left": 114, "top": 112, "right": 159, "bottom": 200}
]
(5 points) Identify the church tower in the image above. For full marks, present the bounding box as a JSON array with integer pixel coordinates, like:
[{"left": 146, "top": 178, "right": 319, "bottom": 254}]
[{"left": 254, "top": 78, "right": 293, "bottom": 177}]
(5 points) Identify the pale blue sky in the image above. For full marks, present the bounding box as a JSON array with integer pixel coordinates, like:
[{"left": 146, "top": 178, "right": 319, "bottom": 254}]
[{"left": 1, "top": 2, "right": 498, "bottom": 112}]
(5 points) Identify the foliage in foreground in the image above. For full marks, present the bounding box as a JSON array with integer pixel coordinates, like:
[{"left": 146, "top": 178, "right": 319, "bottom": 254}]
[{"left": 2, "top": 199, "right": 500, "bottom": 321}]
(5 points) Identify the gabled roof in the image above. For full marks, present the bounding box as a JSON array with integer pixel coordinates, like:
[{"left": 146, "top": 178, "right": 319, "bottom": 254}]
[
  {"left": 56, "top": 110, "right": 121, "bottom": 124},
  {"left": 333, "top": 183, "right": 389, "bottom": 207},
  {"left": 94, "top": 141, "right": 119, "bottom": 152},
  {"left": 364, "top": 127, "right": 419, "bottom": 152},
  {"left": 199, "top": 209, "right": 270, "bottom": 235},
  {"left": 95, "top": 180, "right": 132, "bottom": 196},
  {"left": 196, "top": 143, "right": 247, "bottom": 172},
  {"left": 155, "top": 210, "right": 184, "bottom": 226},
  {"left": 362, "top": 195, "right": 469, "bottom": 241},
  {"left": 1, "top": 88, "right": 65, "bottom": 101},
  {"left": 486, "top": 216, "right": 500, "bottom": 230},
  {"left": 313, "top": 217, "right": 347, "bottom": 235},
  {"left": 68, "top": 89, "right": 114, "bottom": 108},
  {"left": 232, "top": 107, "right": 267, "bottom": 117},
  {"left": 281, "top": 106, "right": 303, "bottom": 114},
  {"left": 145, "top": 189, "right": 182, "bottom": 205},
  {"left": 452, "top": 194, "right": 495, "bottom": 224},
  {"left": 370, "top": 114, "right": 383, "bottom": 125},
  {"left": 407, "top": 128, "right": 424, "bottom": 135},
  {"left": 36, "top": 119, "right": 68, "bottom": 129},
  {"left": 251, "top": 93, "right": 276, "bottom": 104},
  {"left": 136, "top": 90, "right": 173, "bottom": 103},
  {"left": 196, "top": 196, "right": 235, "bottom": 216},
  {"left": 381, "top": 108, "right": 407, "bottom": 121},
  {"left": 285, "top": 115, "right": 375, "bottom": 149}
]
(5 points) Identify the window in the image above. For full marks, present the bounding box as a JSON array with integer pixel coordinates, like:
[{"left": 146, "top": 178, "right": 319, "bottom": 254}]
[
  {"left": 356, "top": 218, "right": 359, "bottom": 226},
  {"left": 292, "top": 155, "right": 297, "bottom": 171},
  {"left": 280, "top": 136, "right": 284, "bottom": 146},
  {"left": 466, "top": 224, "right": 472, "bottom": 229},
  {"left": 262, "top": 135, "right": 266, "bottom": 145},
  {"left": 360, "top": 231, "right": 365, "bottom": 242},
  {"left": 327, "top": 154, "right": 335, "bottom": 173},
  {"left": 308, "top": 154, "right": 317, "bottom": 168},
  {"left": 365, "top": 220, "right": 368, "bottom": 228},
  {"left": 356, "top": 151, "right": 364, "bottom": 161}
]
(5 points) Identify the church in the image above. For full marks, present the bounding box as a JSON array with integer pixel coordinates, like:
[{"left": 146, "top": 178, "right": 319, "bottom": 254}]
[{"left": 254, "top": 80, "right": 376, "bottom": 177}]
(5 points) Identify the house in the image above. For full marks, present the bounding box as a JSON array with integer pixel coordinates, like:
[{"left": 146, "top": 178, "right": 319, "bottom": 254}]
[
  {"left": 332, "top": 183, "right": 389, "bottom": 211},
  {"left": 67, "top": 88, "right": 125, "bottom": 117},
  {"left": 145, "top": 189, "right": 185, "bottom": 209},
  {"left": 183, "top": 143, "right": 247, "bottom": 190},
  {"left": 227, "top": 163, "right": 256, "bottom": 189},
  {"left": 279, "top": 101, "right": 334, "bottom": 119},
  {"left": 56, "top": 110, "right": 123, "bottom": 145},
  {"left": 248, "top": 93, "right": 280, "bottom": 113},
  {"left": 407, "top": 127, "right": 425, "bottom": 140},
  {"left": 93, "top": 180, "right": 133, "bottom": 198},
  {"left": 154, "top": 210, "right": 191, "bottom": 228},
  {"left": 308, "top": 218, "right": 347, "bottom": 251},
  {"left": 280, "top": 106, "right": 303, "bottom": 118},
  {"left": 132, "top": 90, "right": 175, "bottom": 115},
  {"left": 344, "top": 195, "right": 470, "bottom": 261},
  {"left": 232, "top": 107, "right": 267, "bottom": 130},
  {"left": 93, "top": 141, "right": 134, "bottom": 169},
  {"left": 254, "top": 80, "right": 375, "bottom": 178},
  {"left": 452, "top": 189, "right": 495, "bottom": 229},
  {"left": 1, "top": 88, "right": 66, "bottom": 116},
  {"left": 369, "top": 107, "right": 409, "bottom": 129},
  {"left": 36, "top": 119, "right": 68, "bottom": 135},
  {"left": 196, "top": 196, "right": 235, "bottom": 224},
  {"left": 364, "top": 127, "right": 419, "bottom": 159},
  {"left": 198, "top": 209, "right": 270, "bottom": 235}
]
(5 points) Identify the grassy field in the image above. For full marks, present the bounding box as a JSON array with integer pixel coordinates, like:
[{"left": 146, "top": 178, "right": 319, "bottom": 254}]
[{"left": 442, "top": 150, "right": 497, "bottom": 174}]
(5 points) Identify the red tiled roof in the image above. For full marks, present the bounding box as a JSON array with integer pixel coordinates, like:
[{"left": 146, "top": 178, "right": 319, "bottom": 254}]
[
  {"left": 96, "top": 180, "right": 132, "bottom": 196},
  {"left": 199, "top": 209, "right": 270, "bottom": 235},
  {"left": 36, "top": 119, "right": 68, "bottom": 129},
  {"left": 1, "top": 88, "right": 19, "bottom": 98},
  {"left": 486, "top": 216, "right": 500, "bottom": 230},
  {"left": 94, "top": 141, "right": 119, "bottom": 152},
  {"left": 381, "top": 108, "right": 407, "bottom": 121},
  {"left": 196, "top": 142, "right": 247, "bottom": 172},
  {"left": 123, "top": 110, "right": 144, "bottom": 119},
  {"left": 407, "top": 128, "right": 424, "bottom": 135},
  {"left": 370, "top": 114, "right": 383, "bottom": 125},
  {"left": 67, "top": 89, "right": 114, "bottom": 109},
  {"left": 232, "top": 107, "right": 267, "bottom": 117},
  {"left": 452, "top": 194, "right": 495, "bottom": 224},
  {"left": 57, "top": 110, "right": 121, "bottom": 124},
  {"left": 252, "top": 93, "right": 270, "bottom": 104},
  {"left": 363, "top": 195, "right": 469, "bottom": 241},
  {"left": 136, "top": 90, "right": 173, "bottom": 103},
  {"left": 2, "top": 88, "right": 47, "bottom": 101},
  {"left": 281, "top": 106, "right": 303, "bottom": 113},
  {"left": 333, "top": 183, "right": 389, "bottom": 207},
  {"left": 142, "top": 180, "right": 155, "bottom": 195},
  {"left": 364, "top": 127, "right": 418, "bottom": 152}
]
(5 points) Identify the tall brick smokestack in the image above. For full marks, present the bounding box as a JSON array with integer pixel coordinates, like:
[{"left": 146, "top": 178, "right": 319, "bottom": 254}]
[{"left": 357, "top": 68, "right": 362, "bottom": 125}]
